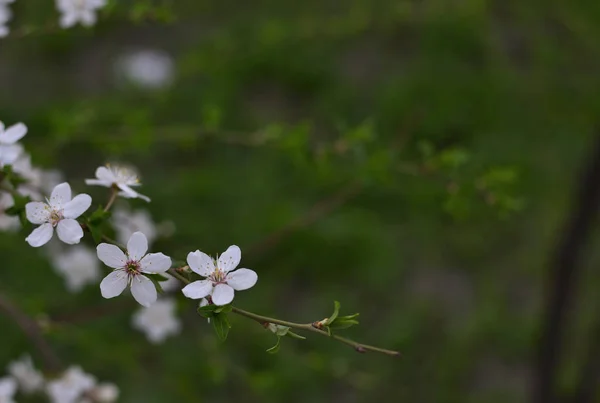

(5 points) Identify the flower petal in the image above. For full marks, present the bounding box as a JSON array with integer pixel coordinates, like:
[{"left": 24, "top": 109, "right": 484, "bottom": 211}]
[
  {"left": 140, "top": 252, "right": 171, "bottom": 273},
  {"left": 25, "top": 223, "right": 53, "bottom": 247},
  {"left": 95, "top": 166, "right": 116, "bottom": 182},
  {"left": 211, "top": 283, "right": 235, "bottom": 306},
  {"left": 226, "top": 268, "right": 258, "bottom": 291},
  {"left": 0, "top": 144, "right": 23, "bottom": 166},
  {"left": 187, "top": 250, "right": 214, "bottom": 276},
  {"left": 62, "top": 194, "right": 92, "bottom": 219},
  {"left": 85, "top": 179, "right": 111, "bottom": 187},
  {"left": 56, "top": 218, "right": 84, "bottom": 244},
  {"left": 0, "top": 122, "right": 27, "bottom": 144},
  {"left": 100, "top": 270, "right": 128, "bottom": 299},
  {"left": 25, "top": 201, "right": 50, "bottom": 224},
  {"left": 49, "top": 182, "right": 71, "bottom": 209},
  {"left": 181, "top": 280, "right": 213, "bottom": 300},
  {"left": 218, "top": 245, "right": 241, "bottom": 273},
  {"left": 97, "top": 243, "right": 127, "bottom": 268},
  {"left": 118, "top": 184, "right": 151, "bottom": 202},
  {"left": 127, "top": 231, "right": 148, "bottom": 261},
  {"left": 131, "top": 275, "right": 157, "bottom": 307}
]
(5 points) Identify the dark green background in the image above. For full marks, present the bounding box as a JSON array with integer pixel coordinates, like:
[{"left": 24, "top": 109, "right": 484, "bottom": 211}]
[{"left": 1, "top": 1, "right": 599, "bottom": 402}]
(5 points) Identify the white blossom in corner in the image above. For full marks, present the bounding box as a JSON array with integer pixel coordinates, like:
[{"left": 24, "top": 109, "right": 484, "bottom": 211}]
[
  {"left": 7, "top": 355, "right": 44, "bottom": 394},
  {"left": 0, "top": 377, "right": 16, "bottom": 403},
  {"left": 0, "top": 193, "right": 19, "bottom": 232},
  {"left": 25, "top": 183, "right": 92, "bottom": 247},
  {"left": 56, "top": 0, "right": 107, "bottom": 28},
  {"left": 52, "top": 246, "right": 101, "bottom": 292},
  {"left": 97, "top": 231, "right": 171, "bottom": 307},
  {"left": 85, "top": 164, "right": 150, "bottom": 202},
  {"left": 46, "top": 366, "right": 95, "bottom": 403},
  {"left": 112, "top": 207, "right": 157, "bottom": 246},
  {"left": 0, "top": 121, "right": 26, "bottom": 167},
  {"left": 182, "top": 245, "right": 258, "bottom": 306},
  {"left": 0, "top": 1, "right": 13, "bottom": 39},
  {"left": 132, "top": 297, "right": 181, "bottom": 343}
]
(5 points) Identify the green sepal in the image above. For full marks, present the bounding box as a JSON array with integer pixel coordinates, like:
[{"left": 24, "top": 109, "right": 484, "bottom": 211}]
[{"left": 211, "top": 312, "right": 231, "bottom": 342}]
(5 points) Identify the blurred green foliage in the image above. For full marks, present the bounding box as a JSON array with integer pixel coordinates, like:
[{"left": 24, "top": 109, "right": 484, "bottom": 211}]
[{"left": 1, "top": 0, "right": 600, "bottom": 402}]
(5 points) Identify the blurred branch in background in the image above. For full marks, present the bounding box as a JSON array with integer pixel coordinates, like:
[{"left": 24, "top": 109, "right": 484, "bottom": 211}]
[
  {"left": 535, "top": 133, "right": 600, "bottom": 403},
  {"left": 0, "top": 290, "right": 62, "bottom": 373}
]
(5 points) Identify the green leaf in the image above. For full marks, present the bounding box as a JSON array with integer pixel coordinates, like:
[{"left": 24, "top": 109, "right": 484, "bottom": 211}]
[
  {"left": 214, "top": 304, "right": 232, "bottom": 314},
  {"left": 197, "top": 304, "right": 218, "bottom": 318},
  {"left": 266, "top": 337, "right": 281, "bottom": 354},
  {"left": 286, "top": 330, "right": 306, "bottom": 340},
  {"left": 329, "top": 313, "right": 360, "bottom": 330},
  {"left": 211, "top": 313, "right": 231, "bottom": 342}
]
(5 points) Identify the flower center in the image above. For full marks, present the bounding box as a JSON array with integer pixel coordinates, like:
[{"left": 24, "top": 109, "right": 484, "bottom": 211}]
[
  {"left": 209, "top": 268, "right": 226, "bottom": 284},
  {"left": 49, "top": 209, "right": 63, "bottom": 226},
  {"left": 125, "top": 260, "right": 141, "bottom": 277},
  {"left": 108, "top": 165, "right": 140, "bottom": 185}
]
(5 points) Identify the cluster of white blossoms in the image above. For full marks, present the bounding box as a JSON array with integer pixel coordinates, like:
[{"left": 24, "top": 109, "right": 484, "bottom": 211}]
[
  {"left": 0, "top": 0, "right": 108, "bottom": 40},
  {"left": 1, "top": 356, "right": 118, "bottom": 403},
  {"left": 0, "top": 0, "right": 13, "bottom": 38}
]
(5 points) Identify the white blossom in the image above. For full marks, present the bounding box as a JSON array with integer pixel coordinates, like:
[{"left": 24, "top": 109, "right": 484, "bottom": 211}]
[
  {"left": 112, "top": 207, "right": 157, "bottom": 246},
  {"left": 98, "top": 231, "right": 171, "bottom": 307},
  {"left": 85, "top": 164, "right": 150, "bottom": 202},
  {"left": 115, "top": 49, "right": 175, "bottom": 89},
  {"left": 25, "top": 183, "right": 92, "bottom": 247},
  {"left": 0, "top": 193, "right": 19, "bottom": 232},
  {"left": 0, "top": 3, "right": 12, "bottom": 39},
  {"left": 56, "top": 0, "right": 107, "bottom": 29},
  {"left": 0, "top": 377, "right": 16, "bottom": 403},
  {"left": 85, "top": 383, "right": 119, "bottom": 403},
  {"left": 132, "top": 297, "right": 181, "bottom": 343},
  {"left": 52, "top": 246, "right": 101, "bottom": 292},
  {"left": 181, "top": 245, "right": 258, "bottom": 306},
  {"left": 0, "top": 121, "right": 26, "bottom": 167},
  {"left": 13, "top": 153, "right": 63, "bottom": 201},
  {"left": 7, "top": 355, "right": 44, "bottom": 394},
  {"left": 46, "top": 366, "right": 95, "bottom": 403}
]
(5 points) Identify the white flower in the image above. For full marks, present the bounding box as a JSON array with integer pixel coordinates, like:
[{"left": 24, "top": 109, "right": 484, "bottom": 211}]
[
  {"left": 97, "top": 231, "right": 171, "bottom": 307},
  {"left": 46, "top": 366, "right": 95, "bottom": 403},
  {"left": 13, "top": 153, "right": 63, "bottom": 201},
  {"left": 112, "top": 207, "right": 157, "bottom": 246},
  {"left": 52, "top": 246, "right": 101, "bottom": 292},
  {"left": 0, "top": 193, "right": 19, "bottom": 232},
  {"left": 0, "top": 121, "right": 26, "bottom": 166},
  {"left": 85, "top": 383, "right": 119, "bottom": 403},
  {"left": 25, "top": 183, "right": 92, "bottom": 247},
  {"left": 132, "top": 297, "right": 181, "bottom": 343},
  {"left": 0, "top": 377, "right": 16, "bottom": 403},
  {"left": 56, "top": 0, "right": 107, "bottom": 29},
  {"left": 7, "top": 355, "right": 44, "bottom": 394},
  {"left": 0, "top": 4, "right": 12, "bottom": 39},
  {"left": 116, "top": 49, "right": 175, "bottom": 89},
  {"left": 85, "top": 164, "right": 150, "bottom": 202},
  {"left": 181, "top": 245, "right": 258, "bottom": 306}
]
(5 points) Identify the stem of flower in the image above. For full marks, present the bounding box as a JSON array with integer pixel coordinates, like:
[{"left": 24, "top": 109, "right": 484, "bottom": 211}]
[
  {"left": 104, "top": 188, "right": 118, "bottom": 212},
  {"left": 165, "top": 268, "right": 401, "bottom": 357}
]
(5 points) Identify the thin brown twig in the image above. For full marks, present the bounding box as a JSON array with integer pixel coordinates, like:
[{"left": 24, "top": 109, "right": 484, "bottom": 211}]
[{"left": 0, "top": 291, "right": 62, "bottom": 373}]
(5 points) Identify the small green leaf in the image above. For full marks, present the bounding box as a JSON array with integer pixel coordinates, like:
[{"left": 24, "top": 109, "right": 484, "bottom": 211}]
[
  {"left": 266, "top": 337, "right": 281, "bottom": 354},
  {"left": 212, "top": 313, "right": 231, "bottom": 342},
  {"left": 214, "top": 304, "right": 232, "bottom": 314},
  {"left": 197, "top": 304, "right": 218, "bottom": 318},
  {"left": 286, "top": 330, "right": 306, "bottom": 340}
]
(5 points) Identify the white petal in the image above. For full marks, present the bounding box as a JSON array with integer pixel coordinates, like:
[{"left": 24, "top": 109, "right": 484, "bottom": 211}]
[
  {"left": 97, "top": 243, "right": 127, "bottom": 268},
  {"left": 127, "top": 231, "right": 148, "bottom": 261},
  {"left": 131, "top": 275, "right": 157, "bottom": 307},
  {"left": 199, "top": 298, "right": 209, "bottom": 307},
  {"left": 218, "top": 245, "right": 241, "bottom": 273},
  {"left": 0, "top": 122, "right": 27, "bottom": 144},
  {"left": 49, "top": 182, "right": 71, "bottom": 209},
  {"left": 0, "top": 144, "right": 23, "bottom": 165},
  {"left": 95, "top": 166, "right": 116, "bottom": 182},
  {"left": 25, "top": 202, "right": 50, "bottom": 224},
  {"left": 85, "top": 179, "right": 111, "bottom": 187},
  {"left": 211, "top": 283, "right": 234, "bottom": 306},
  {"left": 100, "top": 270, "right": 128, "bottom": 298},
  {"left": 25, "top": 223, "right": 54, "bottom": 247},
  {"left": 56, "top": 218, "right": 84, "bottom": 244},
  {"left": 62, "top": 193, "right": 92, "bottom": 219},
  {"left": 59, "top": 11, "right": 78, "bottom": 28},
  {"left": 118, "top": 184, "right": 150, "bottom": 202},
  {"left": 186, "top": 250, "right": 214, "bottom": 276},
  {"left": 181, "top": 280, "right": 213, "bottom": 300},
  {"left": 140, "top": 252, "right": 171, "bottom": 273},
  {"left": 226, "top": 268, "right": 258, "bottom": 291}
]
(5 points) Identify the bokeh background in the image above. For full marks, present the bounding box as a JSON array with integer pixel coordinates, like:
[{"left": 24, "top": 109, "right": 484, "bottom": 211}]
[{"left": 1, "top": 1, "right": 600, "bottom": 402}]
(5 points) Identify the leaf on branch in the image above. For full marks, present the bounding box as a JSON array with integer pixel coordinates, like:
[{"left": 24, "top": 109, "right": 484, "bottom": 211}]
[
  {"left": 266, "top": 336, "right": 281, "bottom": 354},
  {"left": 315, "top": 301, "right": 360, "bottom": 333},
  {"left": 85, "top": 206, "right": 112, "bottom": 244},
  {"left": 212, "top": 312, "right": 231, "bottom": 342}
]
